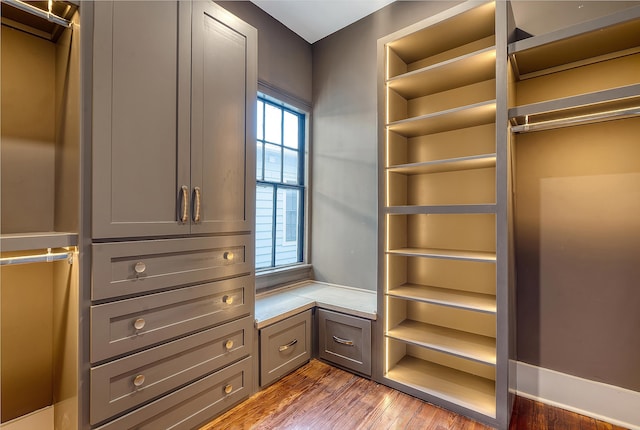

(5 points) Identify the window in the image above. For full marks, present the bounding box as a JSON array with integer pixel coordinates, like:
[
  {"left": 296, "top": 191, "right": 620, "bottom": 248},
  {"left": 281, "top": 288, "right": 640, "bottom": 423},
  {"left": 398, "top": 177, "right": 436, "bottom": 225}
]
[{"left": 256, "top": 96, "right": 305, "bottom": 270}]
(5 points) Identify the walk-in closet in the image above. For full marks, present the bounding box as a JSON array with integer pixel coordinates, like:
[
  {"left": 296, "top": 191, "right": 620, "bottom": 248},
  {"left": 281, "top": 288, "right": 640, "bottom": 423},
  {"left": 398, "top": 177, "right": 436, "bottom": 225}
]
[{"left": 1, "top": 1, "right": 80, "bottom": 428}]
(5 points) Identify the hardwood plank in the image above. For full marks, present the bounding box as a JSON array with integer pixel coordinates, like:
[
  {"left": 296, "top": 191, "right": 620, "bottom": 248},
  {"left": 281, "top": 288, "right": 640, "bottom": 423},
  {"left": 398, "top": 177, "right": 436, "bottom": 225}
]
[{"left": 198, "top": 360, "right": 628, "bottom": 430}]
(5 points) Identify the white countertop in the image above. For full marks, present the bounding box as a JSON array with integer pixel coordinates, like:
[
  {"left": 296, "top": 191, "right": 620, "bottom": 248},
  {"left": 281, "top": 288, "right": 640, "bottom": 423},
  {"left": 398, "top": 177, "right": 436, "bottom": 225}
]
[{"left": 255, "top": 281, "right": 377, "bottom": 329}]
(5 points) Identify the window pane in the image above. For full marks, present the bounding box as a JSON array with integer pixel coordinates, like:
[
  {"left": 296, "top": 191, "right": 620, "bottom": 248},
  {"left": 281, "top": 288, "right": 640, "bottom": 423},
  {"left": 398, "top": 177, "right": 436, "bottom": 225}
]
[
  {"left": 256, "top": 184, "right": 274, "bottom": 269},
  {"left": 263, "top": 143, "right": 282, "bottom": 182},
  {"left": 283, "top": 111, "right": 299, "bottom": 149},
  {"left": 283, "top": 148, "right": 298, "bottom": 185},
  {"left": 257, "top": 100, "right": 264, "bottom": 140},
  {"left": 275, "top": 188, "right": 300, "bottom": 266},
  {"left": 256, "top": 141, "right": 263, "bottom": 180},
  {"left": 264, "top": 103, "right": 282, "bottom": 144}
]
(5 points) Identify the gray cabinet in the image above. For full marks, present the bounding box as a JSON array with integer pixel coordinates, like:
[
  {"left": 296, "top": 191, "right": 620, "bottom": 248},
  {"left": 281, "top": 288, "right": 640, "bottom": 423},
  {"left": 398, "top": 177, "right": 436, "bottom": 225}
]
[
  {"left": 259, "top": 310, "right": 312, "bottom": 387},
  {"left": 318, "top": 309, "right": 372, "bottom": 376},
  {"left": 92, "top": 0, "right": 257, "bottom": 239},
  {"left": 89, "top": 2, "right": 257, "bottom": 428}
]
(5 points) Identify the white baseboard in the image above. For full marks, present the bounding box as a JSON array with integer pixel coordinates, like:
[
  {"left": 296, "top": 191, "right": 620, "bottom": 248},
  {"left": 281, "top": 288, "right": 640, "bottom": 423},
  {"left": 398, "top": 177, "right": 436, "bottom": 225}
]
[
  {"left": 0, "top": 406, "right": 53, "bottom": 430},
  {"left": 516, "top": 361, "right": 640, "bottom": 430}
]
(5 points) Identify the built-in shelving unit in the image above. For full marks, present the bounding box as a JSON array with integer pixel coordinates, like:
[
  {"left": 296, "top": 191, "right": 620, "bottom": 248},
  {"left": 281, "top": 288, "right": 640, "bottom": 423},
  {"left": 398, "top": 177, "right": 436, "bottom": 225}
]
[{"left": 378, "top": 1, "right": 513, "bottom": 427}]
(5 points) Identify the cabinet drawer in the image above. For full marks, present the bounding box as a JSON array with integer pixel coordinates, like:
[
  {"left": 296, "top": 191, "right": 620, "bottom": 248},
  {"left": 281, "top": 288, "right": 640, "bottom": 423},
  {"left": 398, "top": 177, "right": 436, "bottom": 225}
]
[
  {"left": 92, "top": 235, "right": 252, "bottom": 300},
  {"left": 95, "top": 356, "right": 252, "bottom": 430},
  {"left": 260, "top": 310, "right": 311, "bottom": 387},
  {"left": 91, "top": 276, "right": 252, "bottom": 363},
  {"left": 91, "top": 316, "right": 252, "bottom": 425},
  {"left": 318, "top": 309, "right": 372, "bottom": 376}
]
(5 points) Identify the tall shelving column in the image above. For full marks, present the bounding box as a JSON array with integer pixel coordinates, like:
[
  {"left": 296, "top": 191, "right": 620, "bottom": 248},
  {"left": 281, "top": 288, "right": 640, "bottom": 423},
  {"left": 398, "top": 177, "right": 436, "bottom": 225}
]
[{"left": 377, "top": 1, "right": 514, "bottom": 428}]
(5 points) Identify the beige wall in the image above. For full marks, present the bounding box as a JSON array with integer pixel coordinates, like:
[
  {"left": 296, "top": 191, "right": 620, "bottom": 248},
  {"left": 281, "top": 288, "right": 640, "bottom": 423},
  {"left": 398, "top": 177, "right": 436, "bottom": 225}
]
[
  {"left": 515, "top": 117, "right": 640, "bottom": 391},
  {"left": 1, "top": 26, "right": 56, "bottom": 233}
]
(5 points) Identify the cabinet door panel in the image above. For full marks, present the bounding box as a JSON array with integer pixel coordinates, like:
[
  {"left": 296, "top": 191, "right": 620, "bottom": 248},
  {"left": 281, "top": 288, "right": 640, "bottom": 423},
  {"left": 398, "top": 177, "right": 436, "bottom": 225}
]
[
  {"left": 191, "top": 2, "right": 257, "bottom": 234},
  {"left": 92, "top": 1, "right": 191, "bottom": 238}
]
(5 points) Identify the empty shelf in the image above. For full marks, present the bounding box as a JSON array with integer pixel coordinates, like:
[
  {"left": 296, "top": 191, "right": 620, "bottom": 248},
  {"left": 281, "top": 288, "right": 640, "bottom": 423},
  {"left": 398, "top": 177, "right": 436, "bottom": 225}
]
[
  {"left": 387, "top": 283, "right": 496, "bottom": 314},
  {"left": 388, "top": 47, "right": 496, "bottom": 99},
  {"left": 387, "top": 100, "right": 496, "bottom": 137},
  {"left": 509, "top": 6, "right": 640, "bottom": 79},
  {"left": 387, "top": 247, "right": 496, "bottom": 263},
  {"left": 0, "top": 232, "right": 78, "bottom": 252},
  {"left": 387, "top": 154, "right": 496, "bottom": 175},
  {"left": 386, "top": 204, "right": 497, "bottom": 215},
  {"left": 387, "top": 320, "right": 496, "bottom": 365},
  {"left": 386, "top": 356, "right": 496, "bottom": 417}
]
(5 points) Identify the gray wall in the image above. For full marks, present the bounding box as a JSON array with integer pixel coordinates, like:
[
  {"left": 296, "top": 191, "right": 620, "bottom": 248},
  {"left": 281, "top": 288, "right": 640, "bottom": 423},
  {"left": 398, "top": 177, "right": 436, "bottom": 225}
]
[
  {"left": 216, "top": 1, "right": 312, "bottom": 106},
  {"left": 311, "top": 1, "right": 461, "bottom": 290}
]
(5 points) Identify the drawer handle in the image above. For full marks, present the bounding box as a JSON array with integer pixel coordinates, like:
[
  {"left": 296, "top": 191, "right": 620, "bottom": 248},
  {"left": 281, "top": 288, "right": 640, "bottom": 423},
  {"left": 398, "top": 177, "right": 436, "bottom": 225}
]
[
  {"left": 193, "top": 186, "right": 201, "bottom": 223},
  {"left": 224, "top": 384, "right": 233, "bottom": 394},
  {"left": 223, "top": 251, "right": 234, "bottom": 261},
  {"left": 133, "top": 374, "right": 145, "bottom": 387},
  {"left": 278, "top": 339, "right": 298, "bottom": 352},
  {"left": 134, "top": 261, "right": 146, "bottom": 274},
  {"left": 179, "top": 185, "right": 189, "bottom": 223},
  {"left": 225, "top": 339, "right": 234, "bottom": 350},
  {"left": 333, "top": 336, "right": 354, "bottom": 346},
  {"left": 223, "top": 295, "right": 234, "bottom": 305},
  {"left": 133, "top": 318, "right": 146, "bottom": 330}
]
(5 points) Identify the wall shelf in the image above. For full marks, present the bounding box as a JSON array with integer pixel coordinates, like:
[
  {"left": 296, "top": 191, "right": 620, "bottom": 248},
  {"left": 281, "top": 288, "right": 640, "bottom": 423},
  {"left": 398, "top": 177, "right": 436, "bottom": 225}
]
[
  {"left": 387, "top": 320, "right": 496, "bottom": 365},
  {"left": 387, "top": 100, "right": 496, "bottom": 137},
  {"left": 509, "top": 5, "right": 640, "bottom": 79},
  {"left": 387, "top": 154, "right": 496, "bottom": 175},
  {"left": 387, "top": 283, "right": 496, "bottom": 314},
  {"left": 0, "top": 232, "right": 78, "bottom": 253},
  {"left": 386, "top": 356, "right": 496, "bottom": 417},
  {"left": 386, "top": 247, "right": 496, "bottom": 263},
  {"left": 387, "top": 47, "right": 496, "bottom": 99},
  {"left": 386, "top": 204, "right": 497, "bottom": 215}
]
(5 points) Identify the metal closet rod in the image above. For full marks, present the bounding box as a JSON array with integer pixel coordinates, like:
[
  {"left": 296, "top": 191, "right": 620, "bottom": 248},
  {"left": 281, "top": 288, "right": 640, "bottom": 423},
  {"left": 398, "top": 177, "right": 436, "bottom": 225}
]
[
  {"left": 1, "top": 0, "right": 72, "bottom": 28},
  {"left": 511, "top": 106, "right": 640, "bottom": 133},
  {"left": 0, "top": 249, "right": 73, "bottom": 266}
]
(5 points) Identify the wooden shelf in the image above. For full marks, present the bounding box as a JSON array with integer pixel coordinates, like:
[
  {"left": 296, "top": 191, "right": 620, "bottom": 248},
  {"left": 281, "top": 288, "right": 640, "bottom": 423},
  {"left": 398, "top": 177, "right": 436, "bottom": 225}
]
[
  {"left": 387, "top": 100, "right": 496, "bottom": 138},
  {"left": 388, "top": 47, "right": 495, "bottom": 99},
  {"left": 386, "top": 204, "right": 496, "bottom": 215},
  {"left": 388, "top": 283, "right": 496, "bottom": 314},
  {"left": 386, "top": 356, "right": 496, "bottom": 417},
  {"left": 509, "top": 5, "right": 640, "bottom": 79},
  {"left": 387, "top": 320, "right": 496, "bottom": 365},
  {"left": 387, "top": 247, "right": 496, "bottom": 263},
  {"left": 509, "top": 84, "right": 640, "bottom": 132},
  {"left": 387, "top": 154, "right": 496, "bottom": 175},
  {"left": 387, "top": 1, "right": 495, "bottom": 65},
  {"left": 0, "top": 232, "right": 78, "bottom": 253}
]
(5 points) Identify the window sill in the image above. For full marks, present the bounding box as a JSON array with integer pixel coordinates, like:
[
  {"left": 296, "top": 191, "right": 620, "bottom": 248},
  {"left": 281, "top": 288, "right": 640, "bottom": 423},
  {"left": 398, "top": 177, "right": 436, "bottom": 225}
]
[{"left": 256, "top": 263, "right": 313, "bottom": 292}]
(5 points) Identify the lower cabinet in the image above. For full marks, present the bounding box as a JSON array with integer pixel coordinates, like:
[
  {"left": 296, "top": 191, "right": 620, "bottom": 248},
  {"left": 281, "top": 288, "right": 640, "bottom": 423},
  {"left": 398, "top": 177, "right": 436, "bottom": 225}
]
[
  {"left": 95, "top": 357, "right": 253, "bottom": 430},
  {"left": 259, "top": 310, "right": 312, "bottom": 387},
  {"left": 318, "top": 309, "right": 372, "bottom": 376}
]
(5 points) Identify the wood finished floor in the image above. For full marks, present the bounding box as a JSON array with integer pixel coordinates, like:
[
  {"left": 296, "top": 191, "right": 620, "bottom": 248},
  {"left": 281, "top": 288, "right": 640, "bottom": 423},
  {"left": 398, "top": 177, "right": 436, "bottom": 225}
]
[{"left": 200, "top": 360, "right": 628, "bottom": 430}]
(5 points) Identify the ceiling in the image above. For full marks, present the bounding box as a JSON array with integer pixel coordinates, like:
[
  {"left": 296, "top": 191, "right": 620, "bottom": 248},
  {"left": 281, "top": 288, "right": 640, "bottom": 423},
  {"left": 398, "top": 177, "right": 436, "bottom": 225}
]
[{"left": 250, "top": 0, "right": 640, "bottom": 44}]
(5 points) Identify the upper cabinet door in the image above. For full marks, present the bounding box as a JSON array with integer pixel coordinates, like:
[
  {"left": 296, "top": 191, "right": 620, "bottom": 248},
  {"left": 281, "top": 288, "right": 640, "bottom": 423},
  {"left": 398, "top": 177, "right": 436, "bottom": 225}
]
[
  {"left": 190, "top": 1, "right": 257, "bottom": 235},
  {"left": 92, "top": 1, "right": 192, "bottom": 239}
]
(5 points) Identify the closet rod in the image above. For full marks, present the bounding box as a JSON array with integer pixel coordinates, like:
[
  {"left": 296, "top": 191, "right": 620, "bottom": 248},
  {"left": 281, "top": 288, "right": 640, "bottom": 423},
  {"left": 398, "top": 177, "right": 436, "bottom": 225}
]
[
  {"left": 511, "top": 106, "right": 640, "bottom": 133},
  {"left": 1, "top": 0, "right": 72, "bottom": 28},
  {"left": 0, "top": 250, "right": 72, "bottom": 266}
]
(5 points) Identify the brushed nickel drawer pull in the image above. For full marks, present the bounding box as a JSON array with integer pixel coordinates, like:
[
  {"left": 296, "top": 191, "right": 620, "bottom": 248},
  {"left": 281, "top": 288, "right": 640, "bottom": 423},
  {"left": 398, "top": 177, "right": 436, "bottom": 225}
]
[
  {"left": 133, "top": 374, "right": 145, "bottom": 387},
  {"left": 134, "top": 261, "right": 146, "bottom": 274},
  {"left": 224, "top": 384, "right": 233, "bottom": 394},
  {"left": 193, "top": 186, "right": 201, "bottom": 223},
  {"left": 278, "top": 339, "right": 298, "bottom": 352},
  {"left": 333, "top": 335, "right": 354, "bottom": 346},
  {"left": 133, "top": 318, "right": 146, "bottom": 330},
  {"left": 180, "top": 185, "right": 189, "bottom": 223}
]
